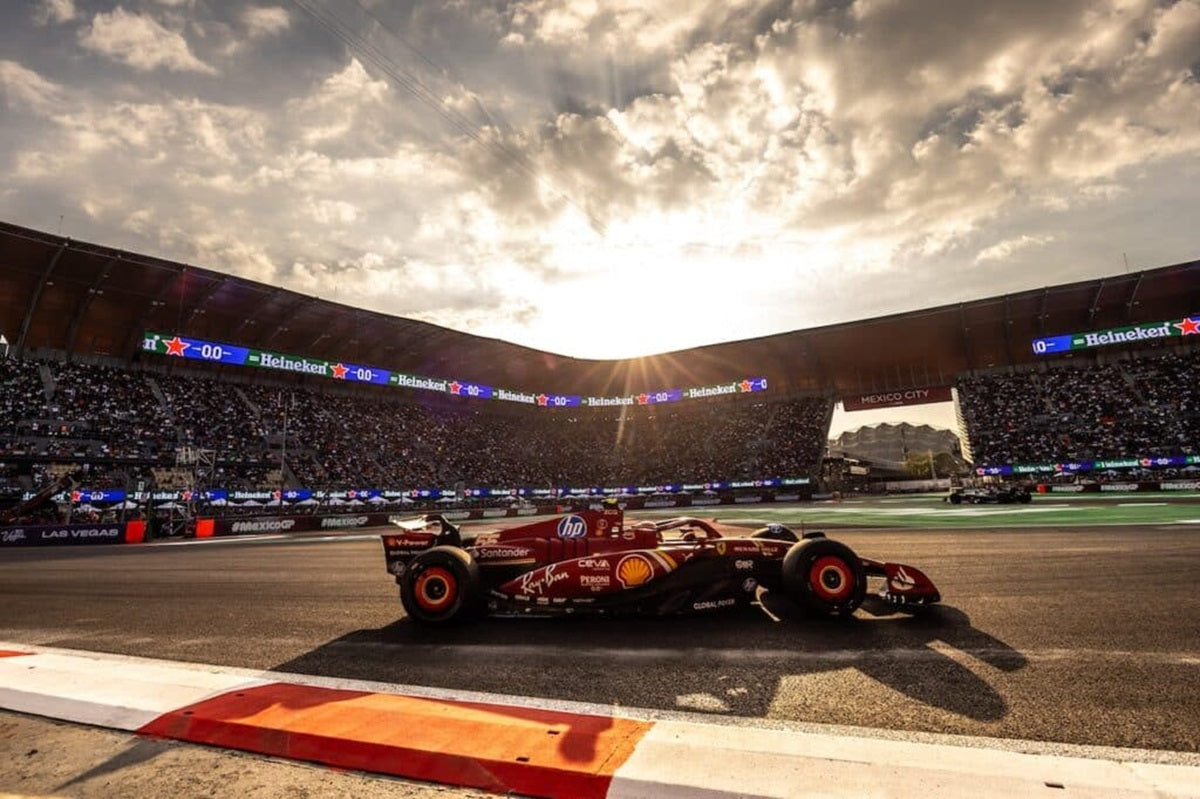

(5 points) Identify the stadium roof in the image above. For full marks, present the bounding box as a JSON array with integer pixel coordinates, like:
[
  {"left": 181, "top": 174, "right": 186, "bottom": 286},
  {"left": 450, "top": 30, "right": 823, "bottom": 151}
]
[{"left": 2, "top": 220, "right": 1197, "bottom": 398}]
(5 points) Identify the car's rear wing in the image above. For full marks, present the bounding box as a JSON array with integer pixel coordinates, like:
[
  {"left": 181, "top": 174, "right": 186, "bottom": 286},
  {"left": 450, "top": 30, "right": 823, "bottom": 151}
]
[
  {"left": 381, "top": 514, "right": 464, "bottom": 579},
  {"left": 388, "top": 513, "right": 463, "bottom": 544}
]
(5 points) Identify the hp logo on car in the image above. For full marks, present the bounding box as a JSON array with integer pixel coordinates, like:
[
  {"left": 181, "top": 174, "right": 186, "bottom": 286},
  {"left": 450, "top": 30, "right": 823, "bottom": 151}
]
[{"left": 556, "top": 515, "right": 587, "bottom": 538}]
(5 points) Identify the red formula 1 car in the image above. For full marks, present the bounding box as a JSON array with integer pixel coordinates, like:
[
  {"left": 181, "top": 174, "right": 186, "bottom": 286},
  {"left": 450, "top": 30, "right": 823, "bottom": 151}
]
[{"left": 380, "top": 506, "right": 940, "bottom": 624}]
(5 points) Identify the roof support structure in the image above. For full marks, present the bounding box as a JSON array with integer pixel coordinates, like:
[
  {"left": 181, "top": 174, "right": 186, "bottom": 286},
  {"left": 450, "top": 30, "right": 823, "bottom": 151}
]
[
  {"left": 304, "top": 308, "right": 360, "bottom": 355},
  {"left": 1002, "top": 295, "right": 1014, "bottom": 366},
  {"left": 1087, "top": 278, "right": 1106, "bottom": 324},
  {"left": 262, "top": 296, "right": 319, "bottom": 348},
  {"left": 65, "top": 255, "right": 120, "bottom": 357},
  {"left": 229, "top": 314, "right": 261, "bottom": 343},
  {"left": 305, "top": 331, "right": 331, "bottom": 351},
  {"left": 1124, "top": 272, "right": 1145, "bottom": 320},
  {"left": 182, "top": 275, "right": 233, "bottom": 330},
  {"left": 2, "top": 223, "right": 1197, "bottom": 398},
  {"left": 14, "top": 241, "right": 67, "bottom": 358},
  {"left": 799, "top": 337, "right": 829, "bottom": 394},
  {"left": 123, "top": 268, "right": 188, "bottom": 360},
  {"left": 958, "top": 304, "right": 972, "bottom": 373}
]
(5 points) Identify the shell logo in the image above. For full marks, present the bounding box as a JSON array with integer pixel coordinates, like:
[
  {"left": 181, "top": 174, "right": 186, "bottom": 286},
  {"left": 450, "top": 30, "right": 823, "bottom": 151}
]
[{"left": 617, "top": 554, "right": 654, "bottom": 588}]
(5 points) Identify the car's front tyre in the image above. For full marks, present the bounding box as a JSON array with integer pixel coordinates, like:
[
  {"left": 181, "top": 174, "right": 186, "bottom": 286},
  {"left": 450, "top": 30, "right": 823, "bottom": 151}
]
[{"left": 781, "top": 537, "right": 866, "bottom": 618}]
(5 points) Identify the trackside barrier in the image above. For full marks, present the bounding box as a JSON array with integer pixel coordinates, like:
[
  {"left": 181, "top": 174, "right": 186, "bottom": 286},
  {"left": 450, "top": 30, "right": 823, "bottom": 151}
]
[
  {"left": 194, "top": 506, "right": 576, "bottom": 537},
  {"left": 125, "top": 520, "right": 146, "bottom": 543},
  {"left": 188, "top": 485, "right": 992, "bottom": 537},
  {"left": 0, "top": 521, "right": 146, "bottom": 547},
  {"left": 1, "top": 491, "right": 827, "bottom": 545},
  {"left": 1037, "top": 481, "right": 1196, "bottom": 494},
  {"left": 197, "top": 513, "right": 393, "bottom": 537}
]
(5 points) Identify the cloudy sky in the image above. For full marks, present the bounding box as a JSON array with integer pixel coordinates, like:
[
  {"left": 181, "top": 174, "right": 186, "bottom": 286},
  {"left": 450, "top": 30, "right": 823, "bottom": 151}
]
[{"left": 2, "top": 0, "right": 1198, "bottom": 361}]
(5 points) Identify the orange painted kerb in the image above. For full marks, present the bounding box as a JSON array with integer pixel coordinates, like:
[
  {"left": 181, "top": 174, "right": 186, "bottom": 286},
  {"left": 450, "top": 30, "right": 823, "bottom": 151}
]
[
  {"left": 0, "top": 650, "right": 31, "bottom": 658},
  {"left": 140, "top": 682, "right": 652, "bottom": 798}
]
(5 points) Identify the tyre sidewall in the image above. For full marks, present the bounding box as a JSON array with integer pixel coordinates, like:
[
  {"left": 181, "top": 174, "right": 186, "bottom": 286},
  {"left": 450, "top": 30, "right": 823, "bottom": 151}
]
[
  {"left": 781, "top": 538, "right": 866, "bottom": 618},
  {"left": 400, "top": 546, "right": 481, "bottom": 624}
]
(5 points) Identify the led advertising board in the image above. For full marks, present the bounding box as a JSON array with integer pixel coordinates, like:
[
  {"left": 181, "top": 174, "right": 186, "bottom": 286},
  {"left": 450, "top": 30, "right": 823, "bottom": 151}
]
[
  {"left": 143, "top": 331, "right": 768, "bottom": 408},
  {"left": 1032, "top": 315, "right": 1199, "bottom": 356}
]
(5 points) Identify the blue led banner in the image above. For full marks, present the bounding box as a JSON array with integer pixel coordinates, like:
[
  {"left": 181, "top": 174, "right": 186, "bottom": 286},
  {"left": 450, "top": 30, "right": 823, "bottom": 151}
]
[
  {"left": 72, "top": 489, "right": 125, "bottom": 504},
  {"left": 34, "top": 475, "right": 812, "bottom": 506},
  {"left": 1032, "top": 315, "right": 1200, "bottom": 355},
  {"left": 143, "top": 331, "right": 768, "bottom": 408},
  {"left": 976, "top": 454, "right": 1200, "bottom": 476}
]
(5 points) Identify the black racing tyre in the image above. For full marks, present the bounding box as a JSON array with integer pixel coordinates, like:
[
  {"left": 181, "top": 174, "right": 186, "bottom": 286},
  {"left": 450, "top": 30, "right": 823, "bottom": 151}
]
[
  {"left": 781, "top": 537, "right": 867, "bottom": 618},
  {"left": 948, "top": 493, "right": 962, "bottom": 505},
  {"left": 399, "top": 546, "right": 482, "bottom": 624}
]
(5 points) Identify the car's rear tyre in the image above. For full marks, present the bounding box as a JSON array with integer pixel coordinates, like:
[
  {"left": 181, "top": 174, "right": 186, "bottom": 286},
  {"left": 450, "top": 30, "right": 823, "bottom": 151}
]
[
  {"left": 400, "top": 546, "right": 482, "bottom": 624},
  {"left": 781, "top": 537, "right": 866, "bottom": 618},
  {"left": 948, "top": 493, "right": 962, "bottom": 505}
]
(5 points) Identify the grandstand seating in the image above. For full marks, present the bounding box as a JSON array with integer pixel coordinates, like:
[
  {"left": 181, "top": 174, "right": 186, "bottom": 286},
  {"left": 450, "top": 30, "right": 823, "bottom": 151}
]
[
  {"left": 0, "top": 358, "right": 832, "bottom": 493},
  {"left": 955, "top": 348, "right": 1200, "bottom": 464},
  {"left": 3, "top": 344, "right": 1197, "bottom": 502}
]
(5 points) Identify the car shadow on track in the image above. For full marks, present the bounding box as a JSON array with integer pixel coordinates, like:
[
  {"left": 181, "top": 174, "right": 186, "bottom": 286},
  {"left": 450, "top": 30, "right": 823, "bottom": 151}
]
[{"left": 270, "top": 598, "right": 1028, "bottom": 728}]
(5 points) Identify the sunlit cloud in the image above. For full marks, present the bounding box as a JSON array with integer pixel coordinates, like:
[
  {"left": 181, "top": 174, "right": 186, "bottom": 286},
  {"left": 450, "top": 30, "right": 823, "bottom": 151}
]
[
  {"left": 242, "top": 6, "right": 290, "bottom": 38},
  {"left": 33, "top": 0, "right": 77, "bottom": 26},
  {"left": 79, "top": 7, "right": 217, "bottom": 74},
  {"left": 0, "top": 60, "right": 66, "bottom": 113},
  {"left": 975, "top": 235, "right": 1055, "bottom": 265},
  {"left": 0, "top": 0, "right": 1197, "bottom": 358}
]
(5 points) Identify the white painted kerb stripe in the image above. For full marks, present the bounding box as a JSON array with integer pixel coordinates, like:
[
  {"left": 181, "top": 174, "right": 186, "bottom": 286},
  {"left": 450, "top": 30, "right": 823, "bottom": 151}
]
[
  {"left": 608, "top": 721, "right": 1200, "bottom": 799},
  {"left": 0, "top": 651, "right": 268, "bottom": 730}
]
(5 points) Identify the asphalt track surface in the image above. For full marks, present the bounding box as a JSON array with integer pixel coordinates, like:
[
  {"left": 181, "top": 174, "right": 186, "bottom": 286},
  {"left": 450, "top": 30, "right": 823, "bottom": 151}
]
[{"left": 1, "top": 517, "right": 1198, "bottom": 757}]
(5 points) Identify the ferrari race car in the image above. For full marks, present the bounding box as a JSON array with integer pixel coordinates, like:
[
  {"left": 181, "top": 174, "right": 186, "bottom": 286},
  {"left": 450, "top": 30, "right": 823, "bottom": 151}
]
[
  {"left": 945, "top": 485, "right": 1032, "bottom": 505},
  {"left": 380, "top": 506, "right": 940, "bottom": 624}
]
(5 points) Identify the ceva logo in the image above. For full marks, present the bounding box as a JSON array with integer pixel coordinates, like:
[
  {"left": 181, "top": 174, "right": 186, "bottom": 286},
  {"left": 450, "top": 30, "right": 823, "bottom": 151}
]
[{"left": 556, "top": 515, "right": 587, "bottom": 538}]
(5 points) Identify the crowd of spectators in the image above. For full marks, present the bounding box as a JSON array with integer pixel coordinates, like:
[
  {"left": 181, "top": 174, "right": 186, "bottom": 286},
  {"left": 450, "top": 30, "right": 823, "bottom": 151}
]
[
  {"left": 0, "top": 357, "right": 832, "bottom": 498},
  {"left": 956, "top": 347, "right": 1200, "bottom": 465},
  {"left": 232, "top": 382, "right": 832, "bottom": 489},
  {"left": 6, "top": 343, "right": 1194, "bottom": 504},
  {"left": 0, "top": 462, "right": 22, "bottom": 502}
]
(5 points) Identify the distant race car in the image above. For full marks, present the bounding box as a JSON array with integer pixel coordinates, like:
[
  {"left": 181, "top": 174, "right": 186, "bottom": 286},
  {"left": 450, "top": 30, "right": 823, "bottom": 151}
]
[
  {"left": 945, "top": 485, "right": 1032, "bottom": 505},
  {"left": 380, "top": 506, "right": 941, "bottom": 624}
]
